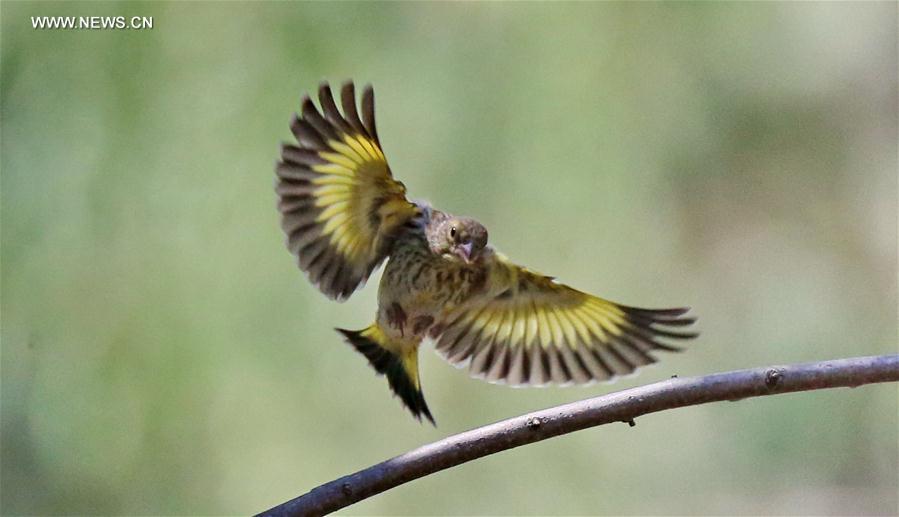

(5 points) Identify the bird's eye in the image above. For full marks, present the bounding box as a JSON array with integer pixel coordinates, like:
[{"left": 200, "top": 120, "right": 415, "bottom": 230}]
[{"left": 450, "top": 226, "right": 457, "bottom": 238}]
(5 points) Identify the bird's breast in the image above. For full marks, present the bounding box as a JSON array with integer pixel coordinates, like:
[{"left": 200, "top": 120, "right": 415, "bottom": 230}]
[{"left": 378, "top": 242, "right": 487, "bottom": 338}]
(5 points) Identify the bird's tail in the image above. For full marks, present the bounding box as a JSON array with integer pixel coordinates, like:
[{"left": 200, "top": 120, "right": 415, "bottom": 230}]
[{"left": 336, "top": 324, "right": 435, "bottom": 425}]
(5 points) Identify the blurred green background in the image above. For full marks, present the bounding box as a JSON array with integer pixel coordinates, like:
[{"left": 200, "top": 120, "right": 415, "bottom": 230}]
[{"left": 2, "top": 2, "right": 896, "bottom": 515}]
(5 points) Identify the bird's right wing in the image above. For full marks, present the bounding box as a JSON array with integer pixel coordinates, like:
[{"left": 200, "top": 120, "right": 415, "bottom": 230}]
[
  {"left": 276, "top": 81, "right": 419, "bottom": 300},
  {"left": 433, "top": 253, "right": 697, "bottom": 386}
]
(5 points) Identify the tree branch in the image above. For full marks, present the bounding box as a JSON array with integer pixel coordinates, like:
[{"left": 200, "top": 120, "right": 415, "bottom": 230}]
[{"left": 258, "top": 354, "right": 899, "bottom": 517}]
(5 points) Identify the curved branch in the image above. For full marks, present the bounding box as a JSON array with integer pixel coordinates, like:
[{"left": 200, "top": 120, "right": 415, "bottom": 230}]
[{"left": 258, "top": 354, "right": 899, "bottom": 517}]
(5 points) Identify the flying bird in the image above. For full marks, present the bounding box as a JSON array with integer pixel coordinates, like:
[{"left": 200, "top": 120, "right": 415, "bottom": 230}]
[{"left": 275, "top": 81, "right": 697, "bottom": 424}]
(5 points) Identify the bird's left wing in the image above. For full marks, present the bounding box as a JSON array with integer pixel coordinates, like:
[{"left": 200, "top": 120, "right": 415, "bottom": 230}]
[
  {"left": 433, "top": 253, "right": 697, "bottom": 386},
  {"left": 276, "top": 81, "right": 418, "bottom": 300}
]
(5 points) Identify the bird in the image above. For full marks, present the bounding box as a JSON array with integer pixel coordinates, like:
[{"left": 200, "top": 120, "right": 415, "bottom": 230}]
[{"left": 274, "top": 81, "right": 697, "bottom": 425}]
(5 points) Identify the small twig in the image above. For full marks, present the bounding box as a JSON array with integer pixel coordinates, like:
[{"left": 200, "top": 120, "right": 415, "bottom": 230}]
[{"left": 257, "top": 354, "right": 899, "bottom": 517}]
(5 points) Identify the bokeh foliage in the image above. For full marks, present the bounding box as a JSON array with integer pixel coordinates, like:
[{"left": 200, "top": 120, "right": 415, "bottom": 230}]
[{"left": 2, "top": 2, "right": 896, "bottom": 515}]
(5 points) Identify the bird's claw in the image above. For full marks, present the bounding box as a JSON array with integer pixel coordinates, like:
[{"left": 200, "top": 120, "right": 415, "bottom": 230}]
[
  {"left": 412, "top": 315, "right": 434, "bottom": 336},
  {"left": 387, "top": 303, "right": 408, "bottom": 337}
]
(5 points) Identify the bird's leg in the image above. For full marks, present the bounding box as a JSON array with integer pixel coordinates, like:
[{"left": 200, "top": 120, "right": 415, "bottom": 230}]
[
  {"left": 412, "top": 315, "right": 434, "bottom": 337},
  {"left": 428, "top": 322, "right": 445, "bottom": 339},
  {"left": 386, "top": 302, "right": 407, "bottom": 337}
]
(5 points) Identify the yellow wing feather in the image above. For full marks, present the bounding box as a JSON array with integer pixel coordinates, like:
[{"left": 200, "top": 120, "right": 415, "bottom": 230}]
[
  {"left": 275, "top": 81, "right": 418, "bottom": 300},
  {"left": 433, "top": 253, "right": 697, "bottom": 386}
]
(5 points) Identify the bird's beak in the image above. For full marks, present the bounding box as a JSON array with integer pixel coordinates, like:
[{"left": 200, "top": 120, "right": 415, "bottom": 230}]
[{"left": 455, "top": 242, "right": 473, "bottom": 263}]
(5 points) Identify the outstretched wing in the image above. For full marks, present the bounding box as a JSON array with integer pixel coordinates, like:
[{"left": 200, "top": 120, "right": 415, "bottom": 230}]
[
  {"left": 433, "top": 254, "right": 697, "bottom": 386},
  {"left": 276, "top": 81, "right": 418, "bottom": 300}
]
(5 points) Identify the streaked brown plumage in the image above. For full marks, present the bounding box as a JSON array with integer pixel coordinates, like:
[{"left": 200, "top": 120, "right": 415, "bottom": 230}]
[{"left": 275, "top": 81, "right": 697, "bottom": 424}]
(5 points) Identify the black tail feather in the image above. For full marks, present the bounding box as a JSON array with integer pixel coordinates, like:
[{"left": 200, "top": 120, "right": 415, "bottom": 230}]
[{"left": 336, "top": 328, "right": 435, "bottom": 425}]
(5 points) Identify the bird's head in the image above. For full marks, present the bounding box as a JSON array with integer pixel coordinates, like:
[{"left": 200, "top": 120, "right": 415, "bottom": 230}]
[{"left": 427, "top": 216, "right": 488, "bottom": 264}]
